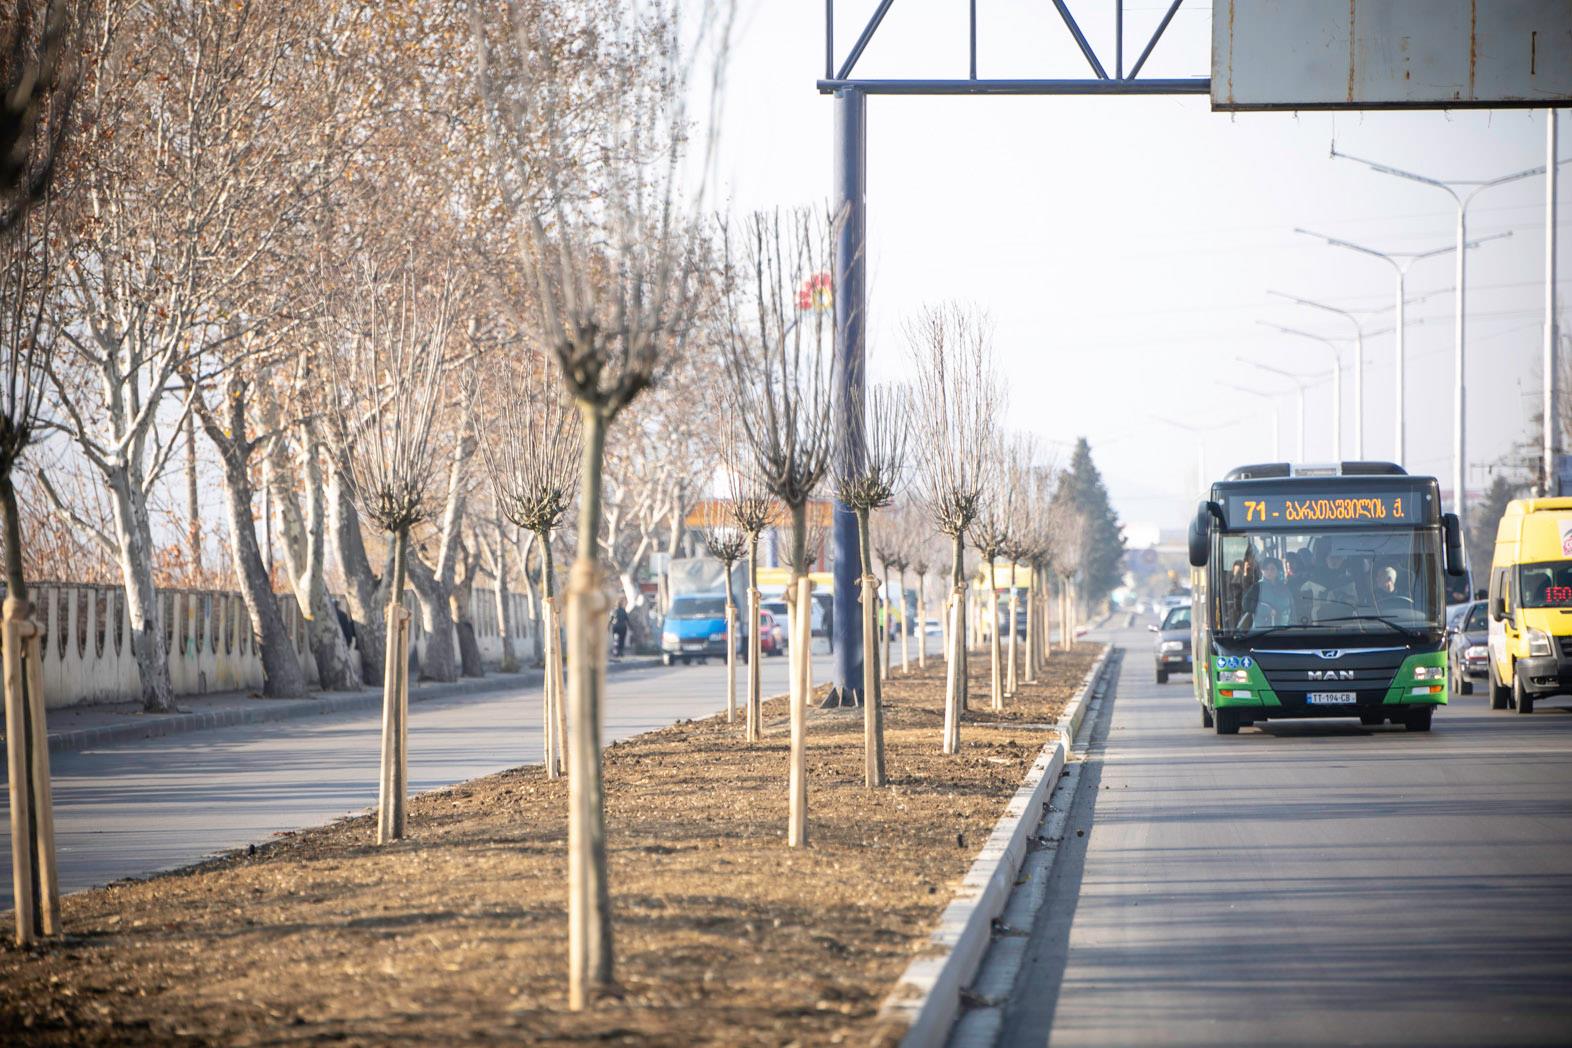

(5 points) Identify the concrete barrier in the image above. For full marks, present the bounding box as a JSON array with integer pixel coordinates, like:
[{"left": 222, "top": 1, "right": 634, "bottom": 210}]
[
  {"left": 15, "top": 582, "right": 536, "bottom": 709},
  {"left": 877, "top": 643, "right": 1113, "bottom": 1047}
]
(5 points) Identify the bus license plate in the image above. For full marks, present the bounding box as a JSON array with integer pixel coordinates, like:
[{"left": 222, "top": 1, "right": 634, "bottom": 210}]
[{"left": 1306, "top": 692, "right": 1357, "bottom": 705}]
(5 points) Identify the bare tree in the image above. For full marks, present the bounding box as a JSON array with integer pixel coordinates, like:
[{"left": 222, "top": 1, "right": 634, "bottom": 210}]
[
  {"left": 192, "top": 348, "right": 309, "bottom": 700},
  {"left": 695, "top": 499, "right": 745, "bottom": 724},
  {"left": 0, "top": 0, "right": 72, "bottom": 235},
  {"left": 723, "top": 208, "right": 835, "bottom": 846},
  {"left": 835, "top": 384, "right": 908, "bottom": 787},
  {"left": 999, "top": 435, "right": 1040, "bottom": 699},
  {"left": 969, "top": 432, "right": 1013, "bottom": 712},
  {"left": 479, "top": 348, "right": 579, "bottom": 778},
  {"left": 909, "top": 303, "right": 1000, "bottom": 753},
  {"left": 472, "top": 0, "right": 734, "bottom": 1008},
  {"left": 328, "top": 262, "right": 453, "bottom": 845},
  {"left": 1013, "top": 455, "right": 1057, "bottom": 684},
  {"left": 725, "top": 432, "right": 775, "bottom": 743},
  {"left": 40, "top": 0, "right": 336, "bottom": 712}
]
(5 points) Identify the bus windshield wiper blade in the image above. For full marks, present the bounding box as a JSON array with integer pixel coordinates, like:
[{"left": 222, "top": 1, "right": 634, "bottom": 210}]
[{"left": 1299, "top": 614, "right": 1426, "bottom": 641}]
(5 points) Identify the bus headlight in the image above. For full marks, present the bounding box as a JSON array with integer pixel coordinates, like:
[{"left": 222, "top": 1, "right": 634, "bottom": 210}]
[
  {"left": 1412, "top": 665, "right": 1445, "bottom": 682},
  {"left": 1526, "top": 629, "right": 1554, "bottom": 658},
  {"left": 1219, "top": 669, "right": 1251, "bottom": 683}
]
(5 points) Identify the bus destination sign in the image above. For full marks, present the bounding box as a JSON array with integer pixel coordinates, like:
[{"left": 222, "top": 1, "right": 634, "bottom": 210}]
[{"left": 1225, "top": 492, "right": 1421, "bottom": 529}]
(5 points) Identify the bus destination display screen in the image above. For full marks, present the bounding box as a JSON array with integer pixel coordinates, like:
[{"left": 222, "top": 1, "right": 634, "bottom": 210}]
[{"left": 1225, "top": 492, "right": 1421, "bottom": 529}]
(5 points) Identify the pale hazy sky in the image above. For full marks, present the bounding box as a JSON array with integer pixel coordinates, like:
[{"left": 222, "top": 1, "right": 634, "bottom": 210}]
[{"left": 713, "top": 1, "right": 1563, "bottom": 540}]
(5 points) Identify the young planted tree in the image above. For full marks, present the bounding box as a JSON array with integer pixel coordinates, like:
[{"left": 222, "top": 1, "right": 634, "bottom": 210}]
[
  {"left": 695, "top": 499, "right": 746, "bottom": 724},
  {"left": 472, "top": 0, "right": 734, "bottom": 1007},
  {"left": 969, "top": 433, "right": 1013, "bottom": 712},
  {"left": 1016, "top": 458, "right": 1057, "bottom": 685},
  {"left": 1000, "top": 435, "right": 1039, "bottom": 698},
  {"left": 723, "top": 208, "right": 835, "bottom": 844},
  {"left": 479, "top": 350, "right": 579, "bottom": 778},
  {"left": 725, "top": 434, "right": 775, "bottom": 743},
  {"left": 0, "top": 205, "right": 58, "bottom": 945},
  {"left": 327, "top": 264, "right": 453, "bottom": 845},
  {"left": 834, "top": 384, "right": 909, "bottom": 787},
  {"left": 909, "top": 304, "right": 1000, "bottom": 753},
  {"left": 908, "top": 519, "right": 939, "bottom": 672}
]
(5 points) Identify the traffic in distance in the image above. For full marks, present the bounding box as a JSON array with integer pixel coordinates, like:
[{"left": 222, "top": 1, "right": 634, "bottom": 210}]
[{"left": 1149, "top": 461, "right": 1572, "bottom": 736}]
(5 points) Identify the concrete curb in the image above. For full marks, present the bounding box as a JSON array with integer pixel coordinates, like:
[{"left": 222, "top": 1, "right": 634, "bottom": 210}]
[
  {"left": 877, "top": 643, "right": 1114, "bottom": 1048},
  {"left": 39, "top": 657, "right": 662, "bottom": 755}
]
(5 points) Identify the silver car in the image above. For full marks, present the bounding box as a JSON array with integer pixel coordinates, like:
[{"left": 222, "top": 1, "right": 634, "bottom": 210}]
[{"left": 1149, "top": 604, "right": 1192, "bottom": 684}]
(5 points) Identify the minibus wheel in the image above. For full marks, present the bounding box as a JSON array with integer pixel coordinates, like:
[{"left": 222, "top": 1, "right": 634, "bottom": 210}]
[{"left": 1514, "top": 675, "right": 1534, "bottom": 715}]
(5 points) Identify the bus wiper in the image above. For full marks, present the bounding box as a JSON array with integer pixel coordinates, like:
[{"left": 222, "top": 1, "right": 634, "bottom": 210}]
[{"left": 1299, "top": 614, "right": 1426, "bottom": 641}]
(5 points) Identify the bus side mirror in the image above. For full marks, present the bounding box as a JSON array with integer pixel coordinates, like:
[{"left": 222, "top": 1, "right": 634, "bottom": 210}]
[
  {"left": 1187, "top": 501, "right": 1219, "bottom": 569},
  {"left": 1441, "top": 513, "right": 1465, "bottom": 577}
]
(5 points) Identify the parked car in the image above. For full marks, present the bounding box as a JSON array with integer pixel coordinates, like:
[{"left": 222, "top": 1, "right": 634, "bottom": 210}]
[
  {"left": 1447, "top": 599, "right": 1489, "bottom": 695},
  {"left": 1149, "top": 603, "right": 1192, "bottom": 684},
  {"left": 755, "top": 609, "right": 783, "bottom": 657},
  {"left": 660, "top": 594, "right": 730, "bottom": 666},
  {"left": 760, "top": 599, "right": 792, "bottom": 651}
]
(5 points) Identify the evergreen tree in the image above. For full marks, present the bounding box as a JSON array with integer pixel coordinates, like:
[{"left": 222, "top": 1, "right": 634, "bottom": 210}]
[
  {"left": 1052, "top": 438, "right": 1126, "bottom": 608},
  {"left": 1469, "top": 473, "right": 1523, "bottom": 574}
]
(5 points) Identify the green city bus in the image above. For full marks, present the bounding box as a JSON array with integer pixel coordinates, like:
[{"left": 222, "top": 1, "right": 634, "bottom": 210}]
[{"left": 1187, "top": 462, "right": 1467, "bottom": 735}]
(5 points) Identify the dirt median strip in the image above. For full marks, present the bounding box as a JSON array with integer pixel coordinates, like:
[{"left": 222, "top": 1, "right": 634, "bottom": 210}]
[{"left": 0, "top": 645, "right": 1099, "bottom": 1047}]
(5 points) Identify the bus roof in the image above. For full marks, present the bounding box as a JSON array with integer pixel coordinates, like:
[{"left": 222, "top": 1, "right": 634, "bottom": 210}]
[{"left": 1223, "top": 461, "right": 1407, "bottom": 481}]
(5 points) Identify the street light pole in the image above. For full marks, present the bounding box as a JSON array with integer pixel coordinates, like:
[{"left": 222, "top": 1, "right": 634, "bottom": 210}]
[
  {"left": 1295, "top": 228, "right": 1508, "bottom": 467},
  {"left": 1259, "top": 321, "right": 1342, "bottom": 461},
  {"left": 1218, "top": 382, "right": 1282, "bottom": 460},
  {"left": 1237, "top": 359, "right": 1317, "bottom": 462},
  {"left": 1268, "top": 291, "right": 1366, "bottom": 459},
  {"left": 1330, "top": 146, "right": 1561, "bottom": 570},
  {"left": 1155, "top": 416, "right": 1233, "bottom": 492}
]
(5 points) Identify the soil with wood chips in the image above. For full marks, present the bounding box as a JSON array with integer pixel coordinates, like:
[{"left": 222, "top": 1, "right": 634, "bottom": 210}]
[{"left": 1, "top": 643, "right": 1100, "bottom": 1046}]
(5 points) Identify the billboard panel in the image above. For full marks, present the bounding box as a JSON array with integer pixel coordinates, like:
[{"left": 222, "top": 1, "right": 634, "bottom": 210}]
[{"left": 1213, "top": 0, "right": 1572, "bottom": 110}]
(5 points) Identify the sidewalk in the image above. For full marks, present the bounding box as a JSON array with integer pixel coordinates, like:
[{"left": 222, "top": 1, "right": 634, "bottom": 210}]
[{"left": 4, "top": 655, "right": 662, "bottom": 756}]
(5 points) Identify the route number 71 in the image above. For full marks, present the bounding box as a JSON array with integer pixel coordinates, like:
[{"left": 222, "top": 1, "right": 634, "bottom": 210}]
[{"left": 1242, "top": 499, "right": 1266, "bottom": 522}]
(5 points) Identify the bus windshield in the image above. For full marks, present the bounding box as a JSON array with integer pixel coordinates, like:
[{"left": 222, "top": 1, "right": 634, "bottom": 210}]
[{"left": 1213, "top": 528, "right": 1443, "bottom": 637}]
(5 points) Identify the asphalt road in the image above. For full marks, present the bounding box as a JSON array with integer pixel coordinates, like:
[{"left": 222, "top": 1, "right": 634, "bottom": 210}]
[
  {"left": 0, "top": 647, "right": 838, "bottom": 911},
  {"left": 1000, "top": 621, "right": 1572, "bottom": 1048}
]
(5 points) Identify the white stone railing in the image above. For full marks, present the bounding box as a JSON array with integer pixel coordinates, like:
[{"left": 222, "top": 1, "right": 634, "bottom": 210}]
[{"left": 15, "top": 582, "right": 535, "bottom": 709}]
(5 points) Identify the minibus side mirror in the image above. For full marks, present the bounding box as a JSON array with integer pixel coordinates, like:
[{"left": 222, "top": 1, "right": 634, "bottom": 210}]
[
  {"left": 1441, "top": 513, "right": 1466, "bottom": 578},
  {"left": 1491, "top": 594, "right": 1508, "bottom": 623}
]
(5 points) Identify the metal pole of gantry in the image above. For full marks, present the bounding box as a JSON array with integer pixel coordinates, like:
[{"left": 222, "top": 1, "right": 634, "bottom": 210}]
[
  {"left": 1547, "top": 110, "right": 1561, "bottom": 497},
  {"left": 1259, "top": 322, "right": 1343, "bottom": 462},
  {"left": 1330, "top": 147, "right": 1557, "bottom": 570},
  {"left": 1296, "top": 227, "right": 1506, "bottom": 467},
  {"left": 831, "top": 86, "right": 867, "bottom": 705}
]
